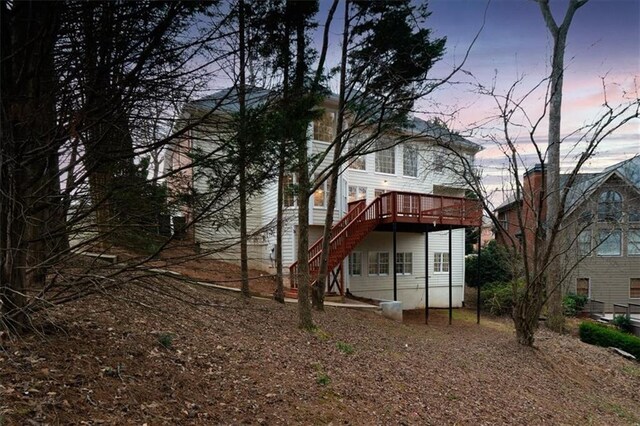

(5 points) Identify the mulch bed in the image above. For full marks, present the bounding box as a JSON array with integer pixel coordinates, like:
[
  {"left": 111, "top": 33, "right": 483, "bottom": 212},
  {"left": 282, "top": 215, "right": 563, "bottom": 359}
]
[{"left": 1, "top": 271, "right": 639, "bottom": 425}]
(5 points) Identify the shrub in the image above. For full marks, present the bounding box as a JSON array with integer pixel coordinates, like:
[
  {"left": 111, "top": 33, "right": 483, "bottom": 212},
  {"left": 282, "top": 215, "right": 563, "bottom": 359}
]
[
  {"left": 563, "top": 293, "right": 588, "bottom": 317},
  {"left": 465, "top": 241, "right": 514, "bottom": 287},
  {"left": 612, "top": 314, "right": 634, "bottom": 334},
  {"left": 579, "top": 322, "right": 640, "bottom": 359},
  {"left": 480, "top": 281, "right": 514, "bottom": 316}
]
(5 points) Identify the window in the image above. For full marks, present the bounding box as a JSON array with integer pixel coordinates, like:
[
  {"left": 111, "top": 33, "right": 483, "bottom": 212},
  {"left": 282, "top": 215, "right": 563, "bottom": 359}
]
[
  {"left": 499, "top": 212, "right": 508, "bottom": 229},
  {"left": 628, "top": 229, "right": 640, "bottom": 256},
  {"left": 374, "top": 188, "right": 387, "bottom": 199},
  {"left": 284, "top": 174, "right": 296, "bottom": 207},
  {"left": 368, "top": 252, "right": 389, "bottom": 275},
  {"left": 630, "top": 206, "right": 640, "bottom": 223},
  {"left": 375, "top": 140, "right": 395, "bottom": 174},
  {"left": 576, "top": 278, "right": 590, "bottom": 298},
  {"left": 349, "top": 252, "right": 362, "bottom": 276},
  {"left": 597, "top": 190, "right": 623, "bottom": 222},
  {"left": 395, "top": 252, "right": 413, "bottom": 275},
  {"left": 313, "top": 111, "right": 335, "bottom": 142},
  {"left": 348, "top": 186, "right": 367, "bottom": 202},
  {"left": 348, "top": 141, "right": 365, "bottom": 170},
  {"left": 403, "top": 144, "right": 418, "bottom": 177},
  {"left": 597, "top": 230, "right": 621, "bottom": 256},
  {"left": 434, "top": 252, "right": 450, "bottom": 273},
  {"left": 313, "top": 180, "right": 326, "bottom": 208},
  {"left": 433, "top": 151, "right": 445, "bottom": 173},
  {"left": 577, "top": 230, "right": 592, "bottom": 256},
  {"left": 631, "top": 278, "right": 640, "bottom": 299}
]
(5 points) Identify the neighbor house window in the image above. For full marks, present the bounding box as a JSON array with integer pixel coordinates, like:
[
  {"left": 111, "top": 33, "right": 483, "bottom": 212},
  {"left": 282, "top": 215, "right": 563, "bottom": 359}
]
[
  {"left": 403, "top": 144, "right": 418, "bottom": 177},
  {"left": 349, "top": 252, "right": 362, "bottom": 276},
  {"left": 577, "top": 230, "right": 592, "bottom": 256},
  {"left": 395, "top": 252, "right": 413, "bottom": 275},
  {"left": 348, "top": 140, "right": 365, "bottom": 170},
  {"left": 348, "top": 186, "right": 367, "bottom": 202},
  {"left": 284, "top": 174, "right": 296, "bottom": 207},
  {"left": 375, "top": 140, "right": 395, "bottom": 174},
  {"left": 628, "top": 229, "right": 640, "bottom": 256},
  {"left": 630, "top": 278, "right": 640, "bottom": 299},
  {"left": 630, "top": 207, "right": 640, "bottom": 223},
  {"left": 598, "top": 190, "right": 623, "bottom": 222},
  {"left": 313, "top": 111, "right": 335, "bottom": 142},
  {"left": 368, "top": 252, "right": 389, "bottom": 275},
  {"left": 576, "top": 278, "right": 590, "bottom": 298},
  {"left": 499, "top": 212, "right": 508, "bottom": 230},
  {"left": 597, "top": 230, "right": 621, "bottom": 256},
  {"left": 434, "top": 252, "right": 450, "bottom": 273}
]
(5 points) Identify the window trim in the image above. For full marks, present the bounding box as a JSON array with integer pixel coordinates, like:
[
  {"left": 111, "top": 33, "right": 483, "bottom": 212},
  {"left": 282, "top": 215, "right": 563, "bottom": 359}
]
[
  {"left": 349, "top": 252, "right": 362, "bottom": 276},
  {"left": 576, "top": 277, "right": 591, "bottom": 299},
  {"left": 630, "top": 278, "right": 640, "bottom": 299},
  {"left": 368, "top": 251, "right": 389, "bottom": 276},
  {"left": 433, "top": 252, "right": 450, "bottom": 274}
]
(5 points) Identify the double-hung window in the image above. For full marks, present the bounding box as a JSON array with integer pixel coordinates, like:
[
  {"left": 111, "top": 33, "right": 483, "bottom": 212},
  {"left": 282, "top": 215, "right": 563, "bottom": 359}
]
[
  {"left": 368, "top": 252, "right": 389, "bottom": 275},
  {"left": 395, "top": 252, "right": 413, "bottom": 275},
  {"left": 628, "top": 229, "right": 640, "bottom": 256},
  {"left": 577, "top": 230, "right": 592, "bottom": 256},
  {"left": 434, "top": 252, "right": 450, "bottom": 273},
  {"left": 349, "top": 252, "right": 362, "bottom": 276},
  {"left": 403, "top": 144, "right": 418, "bottom": 177},
  {"left": 597, "top": 230, "right": 621, "bottom": 256},
  {"left": 348, "top": 186, "right": 367, "bottom": 202},
  {"left": 375, "top": 140, "right": 395, "bottom": 174}
]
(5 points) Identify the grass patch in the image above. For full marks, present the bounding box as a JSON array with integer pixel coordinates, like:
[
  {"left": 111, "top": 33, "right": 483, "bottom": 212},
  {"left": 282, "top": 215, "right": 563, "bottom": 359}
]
[
  {"left": 621, "top": 365, "right": 640, "bottom": 377},
  {"left": 313, "top": 362, "right": 331, "bottom": 386},
  {"left": 312, "top": 327, "right": 332, "bottom": 341},
  {"left": 336, "top": 341, "right": 354, "bottom": 355},
  {"left": 157, "top": 332, "right": 174, "bottom": 349},
  {"left": 604, "top": 403, "right": 638, "bottom": 423}
]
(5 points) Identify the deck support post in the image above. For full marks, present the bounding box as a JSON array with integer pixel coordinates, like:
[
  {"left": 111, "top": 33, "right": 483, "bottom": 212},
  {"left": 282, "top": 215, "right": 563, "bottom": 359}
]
[
  {"left": 425, "top": 231, "right": 429, "bottom": 324},
  {"left": 393, "top": 222, "right": 397, "bottom": 301},
  {"left": 477, "top": 226, "right": 482, "bottom": 324},
  {"left": 449, "top": 226, "right": 453, "bottom": 325}
]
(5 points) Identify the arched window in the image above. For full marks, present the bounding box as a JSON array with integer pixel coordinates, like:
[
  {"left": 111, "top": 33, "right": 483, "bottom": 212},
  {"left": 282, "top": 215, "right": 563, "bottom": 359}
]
[{"left": 597, "top": 190, "right": 623, "bottom": 221}]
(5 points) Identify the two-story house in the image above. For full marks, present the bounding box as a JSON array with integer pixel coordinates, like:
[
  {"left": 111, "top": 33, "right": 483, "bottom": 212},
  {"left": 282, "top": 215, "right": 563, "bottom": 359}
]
[
  {"left": 166, "top": 89, "right": 482, "bottom": 310},
  {"left": 494, "top": 156, "right": 640, "bottom": 311}
]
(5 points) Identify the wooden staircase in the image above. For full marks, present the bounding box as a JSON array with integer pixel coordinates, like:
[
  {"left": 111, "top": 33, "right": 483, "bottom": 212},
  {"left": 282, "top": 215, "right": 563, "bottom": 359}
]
[{"left": 287, "top": 191, "right": 482, "bottom": 297}]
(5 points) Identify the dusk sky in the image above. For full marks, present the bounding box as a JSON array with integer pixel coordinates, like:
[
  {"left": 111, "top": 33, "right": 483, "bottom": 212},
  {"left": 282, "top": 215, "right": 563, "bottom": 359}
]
[{"left": 317, "top": 0, "right": 640, "bottom": 202}]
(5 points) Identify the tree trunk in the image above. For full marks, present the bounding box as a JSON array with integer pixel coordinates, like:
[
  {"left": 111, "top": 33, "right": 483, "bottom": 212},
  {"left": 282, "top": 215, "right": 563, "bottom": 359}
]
[
  {"left": 313, "top": 0, "right": 350, "bottom": 311},
  {"left": 1, "top": 1, "right": 61, "bottom": 332},
  {"left": 274, "top": 146, "right": 286, "bottom": 304},
  {"left": 238, "top": 0, "right": 250, "bottom": 297},
  {"left": 537, "top": 0, "right": 588, "bottom": 333}
]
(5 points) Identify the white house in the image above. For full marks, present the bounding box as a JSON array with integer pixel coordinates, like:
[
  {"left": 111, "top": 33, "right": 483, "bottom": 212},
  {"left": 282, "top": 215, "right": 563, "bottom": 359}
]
[{"left": 166, "top": 89, "right": 482, "bottom": 310}]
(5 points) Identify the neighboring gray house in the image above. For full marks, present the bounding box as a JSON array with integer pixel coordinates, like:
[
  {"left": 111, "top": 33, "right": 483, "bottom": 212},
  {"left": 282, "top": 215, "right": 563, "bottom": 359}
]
[{"left": 562, "top": 155, "right": 640, "bottom": 312}]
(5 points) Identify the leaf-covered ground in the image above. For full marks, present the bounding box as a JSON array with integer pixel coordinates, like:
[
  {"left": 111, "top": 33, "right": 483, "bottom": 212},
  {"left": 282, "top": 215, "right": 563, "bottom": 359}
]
[{"left": 1, "top": 271, "right": 639, "bottom": 425}]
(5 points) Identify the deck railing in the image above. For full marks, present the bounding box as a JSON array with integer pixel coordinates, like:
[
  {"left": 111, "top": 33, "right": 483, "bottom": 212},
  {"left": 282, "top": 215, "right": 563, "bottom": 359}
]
[
  {"left": 586, "top": 299, "right": 605, "bottom": 319},
  {"left": 289, "top": 191, "right": 482, "bottom": 290}
]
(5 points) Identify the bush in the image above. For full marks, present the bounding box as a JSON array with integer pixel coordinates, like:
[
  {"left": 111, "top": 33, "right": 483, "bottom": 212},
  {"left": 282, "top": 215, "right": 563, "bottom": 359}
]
[
  {"left": 480, "top": 281, "right": 514, "bottom": 316},
  {"left": 157, "top": 333, "right": 174, "bottom": 349},
  {"left": 612, "top": 314, "right": 634, "bottom": 334},
  {"left": 466, "top": 240, "right": 513, "bottom": 288},
  {"left": 563, "top": 293, "right": 588, "bottom": 317},
  {"left": 579, "top": 322, "right": 640, "bottom": 359}
]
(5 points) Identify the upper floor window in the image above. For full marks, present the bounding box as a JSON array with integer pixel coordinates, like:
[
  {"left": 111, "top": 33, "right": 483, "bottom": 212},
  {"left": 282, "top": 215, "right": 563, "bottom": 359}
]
[
  {"left": 630, "top": 206, "right": 640, "bottom": 223},
  {"left": 577, "top": 230, "right": 592, "bottom": 256},
  {"left": 403, "top": 144, "right": 418, "bottom": 177},
  {"left": 375, "top": 140, "right": 395, "bottom": 174},
  {"left": 597, "top": 190, "right": 623, "bottom": 222},
  {"left": 597, "top": 229, "right": 621, "bottom": 256},
  {"left": 347, "top": 140, "right": 365, "bottom": 170},
  {"left": 629, "top": 229, "right": 640, "bottom": 256},
  {"left": 313, "top": 111, "right": 335, "bottom": 142}
]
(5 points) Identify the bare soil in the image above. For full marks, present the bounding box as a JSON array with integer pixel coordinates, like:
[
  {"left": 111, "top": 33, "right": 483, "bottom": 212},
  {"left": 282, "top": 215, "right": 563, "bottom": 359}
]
[{"left": 1, "top": 270, "right": 639, "bottom": 425}]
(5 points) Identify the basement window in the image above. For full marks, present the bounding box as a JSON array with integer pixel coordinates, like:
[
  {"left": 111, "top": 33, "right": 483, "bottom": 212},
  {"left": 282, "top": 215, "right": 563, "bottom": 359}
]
[
  {"left": 434, "top": 252, "right": 449, "bottom": 273},
  {"left": 349, "top": 252, "right": 362, "bottom": 276},
  {"left": 395, "top": 252, "right": 413, "bottom": 275},
  {"left": 368, "top": 252, "right": 389, "bottom": 276}
]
